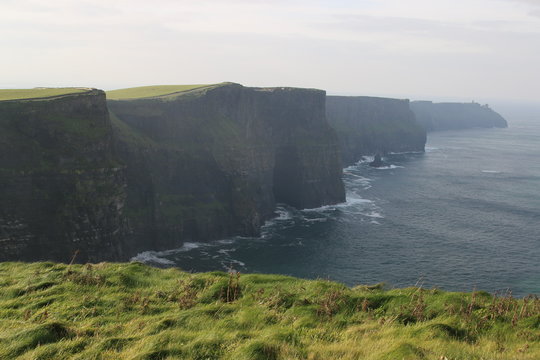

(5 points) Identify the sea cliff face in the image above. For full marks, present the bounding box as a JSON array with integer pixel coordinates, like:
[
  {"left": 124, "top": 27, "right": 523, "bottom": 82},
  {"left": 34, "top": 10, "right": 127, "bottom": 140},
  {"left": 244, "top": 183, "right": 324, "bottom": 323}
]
[
  {"left": 0, "top": 90, "right": 128, "bottom": 262},
  {"left": 326, "top": 96, "right": 426, "bottom": 166},
  {"left": 0, "top": 84, "right": 345, "bottom": 262},
  {"left": 108, "top": 83, "right": 345, "bottom": 255},
  {"left": 411, "top": 101, "right": 508, "bottom": 131}
]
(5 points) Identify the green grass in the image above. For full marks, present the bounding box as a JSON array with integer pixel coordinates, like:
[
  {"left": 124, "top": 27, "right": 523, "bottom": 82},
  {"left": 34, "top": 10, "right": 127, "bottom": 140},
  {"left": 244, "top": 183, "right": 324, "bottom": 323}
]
[
  {"left": 106, "top": 85, "right": 214, "bottom": 100},
  {"left": 0, "top": 88, "right": 90, "bottom": 101},
  {"left": 0, "top": 262, "right": 538, "bottom": 359}
]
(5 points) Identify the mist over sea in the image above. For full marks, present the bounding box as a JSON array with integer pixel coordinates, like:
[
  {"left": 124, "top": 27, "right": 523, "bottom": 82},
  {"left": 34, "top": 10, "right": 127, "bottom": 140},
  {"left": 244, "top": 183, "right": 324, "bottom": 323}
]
[{"left": 134, "top": 118, "right": 540, "bottom": 296}]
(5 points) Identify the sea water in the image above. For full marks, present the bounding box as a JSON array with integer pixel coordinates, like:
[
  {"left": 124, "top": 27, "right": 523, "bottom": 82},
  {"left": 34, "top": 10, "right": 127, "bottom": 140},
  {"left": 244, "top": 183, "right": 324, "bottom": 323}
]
[{"left": 133, "top": 118, "right": 540, "bottom": 296}]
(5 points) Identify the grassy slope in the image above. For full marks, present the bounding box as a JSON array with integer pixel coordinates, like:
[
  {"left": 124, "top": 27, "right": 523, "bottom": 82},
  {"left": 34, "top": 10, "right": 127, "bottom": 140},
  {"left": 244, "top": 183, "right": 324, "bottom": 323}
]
[
  {"left": 109, "top": 110, "right": 157, "bottom": 148},
  {"left": 0, "top": 263, "right": 538, "bottom": 360},
  {"left": 0, "top": 88, "right": 89, "bottom": 101},
  {"left": 106, "top": 85, "right": 214, "bottom": 100}
]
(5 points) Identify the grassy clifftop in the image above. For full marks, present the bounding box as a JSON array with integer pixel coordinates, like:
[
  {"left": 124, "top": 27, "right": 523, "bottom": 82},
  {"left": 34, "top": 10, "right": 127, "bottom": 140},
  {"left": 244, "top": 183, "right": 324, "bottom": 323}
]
[
  {"left": 106, "top": 85, "right": 217, "bottom": 100},
  {"left": 0, "top": 262, "right": 538, "bottom": 359},
  {"left": 0, "top": 88, "right": 91, "bottom": 101}
]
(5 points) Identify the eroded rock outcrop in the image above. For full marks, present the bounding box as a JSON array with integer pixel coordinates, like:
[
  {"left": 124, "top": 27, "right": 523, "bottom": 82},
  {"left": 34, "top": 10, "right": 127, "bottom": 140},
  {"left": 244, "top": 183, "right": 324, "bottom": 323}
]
[
  {"left": 0, "top": 90, "right": 128, "bottom": 262},
  {"left": 411, "top": 101, "right": 508, "bottom": 131},
  {"left": 326, "top": 96, "right": 426, "bottom": 166},
  {"left": 108, "top": 83, "right": 345, "bottom": 255}
]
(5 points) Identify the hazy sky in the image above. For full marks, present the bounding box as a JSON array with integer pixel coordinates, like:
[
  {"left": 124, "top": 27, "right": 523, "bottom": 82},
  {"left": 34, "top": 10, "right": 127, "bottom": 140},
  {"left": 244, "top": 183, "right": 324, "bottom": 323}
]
[{"left": 1, "top": 0, "right": 539, "bottom": 103}]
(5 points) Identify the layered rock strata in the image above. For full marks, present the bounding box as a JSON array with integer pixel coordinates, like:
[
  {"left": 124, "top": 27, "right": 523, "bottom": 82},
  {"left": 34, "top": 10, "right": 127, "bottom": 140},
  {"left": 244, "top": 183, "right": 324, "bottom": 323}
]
[
  {"left": 326, "top": 96, "right": 426, "bottom": 166},
  {"left": 0, "top": 90, "right": 128, "bottom": 262}
]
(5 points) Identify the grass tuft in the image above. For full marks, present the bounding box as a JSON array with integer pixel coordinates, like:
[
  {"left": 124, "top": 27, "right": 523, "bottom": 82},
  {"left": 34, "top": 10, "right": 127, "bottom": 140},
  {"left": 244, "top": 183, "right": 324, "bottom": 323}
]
[{"left": 0, "top": 322, "right": 73, "bottom": 358}]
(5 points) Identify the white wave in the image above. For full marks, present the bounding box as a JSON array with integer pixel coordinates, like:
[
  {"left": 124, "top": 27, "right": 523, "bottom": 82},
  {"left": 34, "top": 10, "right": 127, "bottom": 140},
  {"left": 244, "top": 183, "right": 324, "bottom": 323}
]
[
  {"left": 304, "top": 217, "right": 328, "bottom": 223},
  {"left": 481, "top": 170, "right": 501, "bottom": 174},
  {"left": 343, "top": 179, "right": 372, "bottom": 191},
  {"left": 261, "top": 218, "right": 277, "bottom": 229},
  {"left": 216, "top": 238, "right": 237, "bottom": 245},
  {"left": 216, "top": 247, "right": 246, "bottom": 270},
  {"left": 221, "top": 258, "right": 246, "bottom": 269},
  {"left": 301, "top": 204, "right": 339, "bottom": 213},
  {"left": 343, "top": 172, "right": 370, "bottom": 179},
  {"left": 361, "top": 156, "right": 375, "bottom": 163},
  {"left": 232, "top": 259, "right": 246, "bottom": 267},
  {"left": 261, "top": 207, "right": 297, "bottom": 233},
  {"left": 345, "top": 196, "right": 373, "bottom": 205},
  {"left": 301, "top": 194, "right": 373, "bottom": 215},
  {"left": 345, "top": 174, "right": 373, "bottom": 183},
  {"left": 425, "top": 146, "right": 439, "bottom": 152},
  {"left": 218, "top": 248, "right": 234, "bottom": 255},
  {"left": 275, "top": 207, "right": 294, "bottom": 220},
  {"left": 362, "top": 211, "right": 384, "bottom": 219},
  {"left": 374, "top": 165, "right": 403, "bottom": 170},
  {"left": 178, "top": 242, "right": 206, "bottom": 251},
  {"left": 131, "top": 251, "right": 175, "bottom": 265},
  {"left": 344, "top": 157, "right": 374, "bottom": 171},
  {"left": 352, "top": 179, "right": 372, "bottom": 188},
  {"left": 388, "top": 150, "right": 424, "bottom": 155},
  {"left": 130, "top": 241, "right": 208, "bottom": 265}
]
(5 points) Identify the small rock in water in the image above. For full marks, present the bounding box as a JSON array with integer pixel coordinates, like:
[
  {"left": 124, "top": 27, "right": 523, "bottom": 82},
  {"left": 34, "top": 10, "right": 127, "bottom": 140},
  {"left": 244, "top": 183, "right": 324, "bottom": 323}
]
[{"left": 369, "top": 154, "right": 384, "bottom": 167}]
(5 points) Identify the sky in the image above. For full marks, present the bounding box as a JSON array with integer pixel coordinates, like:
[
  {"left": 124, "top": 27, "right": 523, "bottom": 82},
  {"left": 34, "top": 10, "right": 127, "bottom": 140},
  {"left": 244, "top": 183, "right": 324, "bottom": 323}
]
[{"left": 1, "top": 0, "right": 539, "bottom": 104}]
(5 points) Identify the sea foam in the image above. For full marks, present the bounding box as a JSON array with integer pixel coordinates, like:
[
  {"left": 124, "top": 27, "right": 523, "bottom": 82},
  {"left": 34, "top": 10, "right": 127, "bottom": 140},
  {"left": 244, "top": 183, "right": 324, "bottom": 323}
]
[{"left": 131, "top": 242, "right": 207, "bottom": 265}]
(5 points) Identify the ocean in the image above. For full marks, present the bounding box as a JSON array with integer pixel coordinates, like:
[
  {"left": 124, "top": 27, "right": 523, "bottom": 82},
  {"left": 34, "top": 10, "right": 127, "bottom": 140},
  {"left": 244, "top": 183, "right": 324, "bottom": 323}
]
[{"left": 133, "top": 118, "right": 540, "bottom": 296}]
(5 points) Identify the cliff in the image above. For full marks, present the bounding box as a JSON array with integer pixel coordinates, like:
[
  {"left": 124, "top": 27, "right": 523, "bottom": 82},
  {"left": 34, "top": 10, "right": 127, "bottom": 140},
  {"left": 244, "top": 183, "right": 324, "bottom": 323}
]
[
  {"left": 326, "top": 96, "right": 426, "bottom": 166},
  {"left": 410, "top": 101, "right": 508, "bottom": 131},
  {"left": 0, "top": 89, "right": 128, "bottom": 262},
  {"left": 0, "top": 84, "right": 344, "bottom": 262},
  {"left": 108, "top": 83, "right": 345, "bottom": 255}
]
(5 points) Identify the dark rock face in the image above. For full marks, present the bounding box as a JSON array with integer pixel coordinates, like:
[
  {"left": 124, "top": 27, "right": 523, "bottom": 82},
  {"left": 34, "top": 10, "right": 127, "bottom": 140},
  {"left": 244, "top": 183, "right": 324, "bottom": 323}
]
[
  {"left": 326, "top": 96, "right": 427, "bottom": 166},
  {"left": 109, "top": 83, "right": 345, "bottom": 256},
  {"left": 0, "top": 90, "right": 128, "bottom": 262},
  {"left": 0, "top": 84, "right": 345, "bottom": 262},
  {"left": 369, "top": 154, "right": 384, "bottom": 168},
  {"left": 411, "top": 101, "right": 508, "bottom": 131}
]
